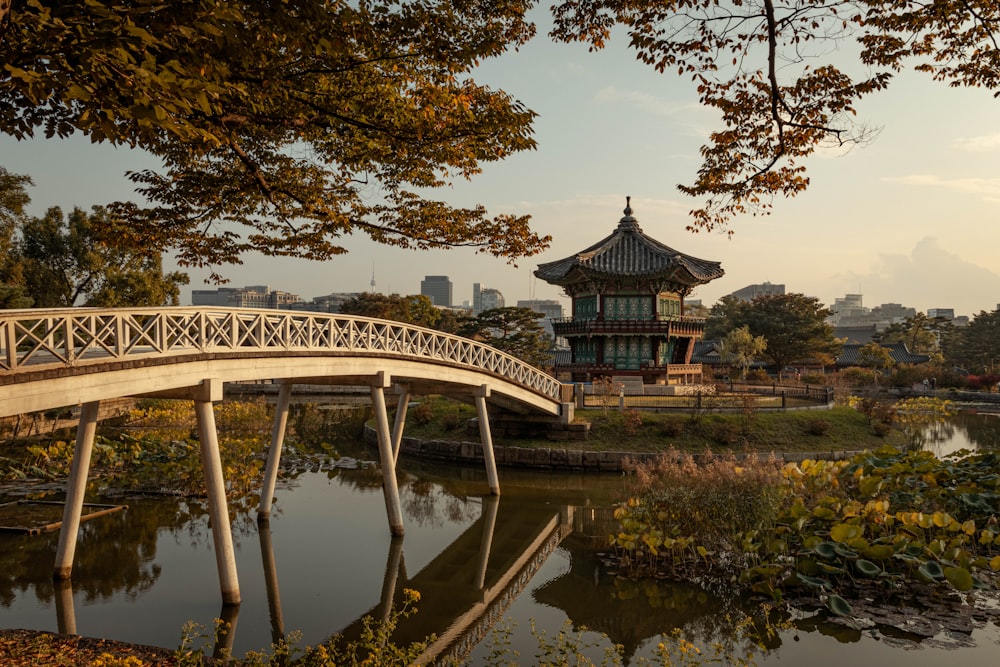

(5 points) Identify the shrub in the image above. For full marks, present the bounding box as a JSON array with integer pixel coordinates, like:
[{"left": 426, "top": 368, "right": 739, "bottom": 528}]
[
  {"left": 411, "top": 402, "right": 433, "bottom": 426},
  {"left": 800, "top": 373, "right": 826, "bottom": 385},
  {"left": 622, "top": 408, "right": 643, "bottom": 437},
  {"left": 837, "top": 367, "right": 879, "bottom": 388},
  {"left": 806, "top": 418, "right": 830, "bottom": 436},
  {"left": 872, "top": 420, "right": 892, "bottom": 436},
  {"left": 441, "top": 411, "right": 463, "bottom": 430},
  {"left": 745, "top": 369, "right": 770, "bottom": 383},
  {"left": 713, "top": 422, "right": 742, "bottom": 446},
  {"left": 658, "top": 418, "right": 684, "bottom": 437}
]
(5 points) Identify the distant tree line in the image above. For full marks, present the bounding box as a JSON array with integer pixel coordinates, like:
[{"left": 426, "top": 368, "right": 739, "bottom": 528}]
[
  {"left": 705, "top": 292, "right": 1000, "bottom": 386},
  {"left": 0, "top": 167, "right": 188, "bottom": 309}
]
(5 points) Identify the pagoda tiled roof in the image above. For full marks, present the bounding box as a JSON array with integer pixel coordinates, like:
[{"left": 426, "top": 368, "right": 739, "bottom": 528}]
[
  {"left": 836, "top": 343, "right": 930, "bottom": 367},
  {"left": 534, "top": 200, "right": 724, "bottom": 288}
]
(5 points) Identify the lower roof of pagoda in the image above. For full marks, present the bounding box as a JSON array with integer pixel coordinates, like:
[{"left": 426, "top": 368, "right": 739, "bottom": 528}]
[{"left": 534, "top": 199, "right": 724, "bottom": 290}]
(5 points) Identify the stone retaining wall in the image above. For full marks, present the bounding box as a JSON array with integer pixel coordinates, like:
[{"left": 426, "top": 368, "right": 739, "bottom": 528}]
[{"left": 362, "top": 425, "right": 860, "bottom": 472}]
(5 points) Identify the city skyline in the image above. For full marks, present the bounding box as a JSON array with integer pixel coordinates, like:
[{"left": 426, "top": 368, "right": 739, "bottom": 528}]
[{"left": 2, "top": 10, "right": 998, "bottom": 317}]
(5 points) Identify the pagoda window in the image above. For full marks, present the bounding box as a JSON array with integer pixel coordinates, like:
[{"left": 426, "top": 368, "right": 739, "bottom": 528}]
[
  {"left": 604, "top": 336, "right": 651, "bottom": 370},
  {"left": 658, "top": 339, "right": 676, "bottom": 365},
  {"left": 575, "top": 295, "right": 598, "bottom": 320},
  {"left": 604, "top": 295, "right": 653, "bottom": 321},
  {"left": 575, "top": 338, "right": 599, "bottom": 363},
  {"left": 658, "top": 295, "right": 682, "bottom": 318}
]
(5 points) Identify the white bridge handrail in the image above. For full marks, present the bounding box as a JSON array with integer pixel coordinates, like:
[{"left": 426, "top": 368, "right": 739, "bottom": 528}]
[{"left": 0, "top": 307, "right": 563, "bottom": 402}]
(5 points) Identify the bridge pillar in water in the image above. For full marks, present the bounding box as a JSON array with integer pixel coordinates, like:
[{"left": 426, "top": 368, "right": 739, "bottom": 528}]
[
  {"left": 53, "top": 400, "right": 100, "bottom": 581},
  {"left": 194, "top": 378, "right": 242, "bottom": 606},
  {"left": 258, "top": 381, "right": 293, "bottom": 519},
  {"left": 370, "top": 371, "right": 405, "bottom": 535},
  {"left": 474, "top": 385, "right": 500, "bottom": 496}
]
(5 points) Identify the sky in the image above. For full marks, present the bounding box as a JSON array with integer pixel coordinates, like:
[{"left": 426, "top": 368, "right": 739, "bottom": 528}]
[{"left": 2, "top": 10, "right": 999, "bottom": 318}]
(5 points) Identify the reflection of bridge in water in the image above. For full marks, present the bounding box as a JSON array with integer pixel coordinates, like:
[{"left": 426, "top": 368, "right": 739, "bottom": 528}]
[{"left": 263, "top": 494, "right": 597, "bottom": 665}]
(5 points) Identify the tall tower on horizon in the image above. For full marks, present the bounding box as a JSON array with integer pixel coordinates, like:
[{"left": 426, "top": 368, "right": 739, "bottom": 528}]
[
  {"left": 420, "top": 275, "right": 453, "bottom": 307},
  {"left": 370, "top": 264, "right": 376, "bottom": 293}
]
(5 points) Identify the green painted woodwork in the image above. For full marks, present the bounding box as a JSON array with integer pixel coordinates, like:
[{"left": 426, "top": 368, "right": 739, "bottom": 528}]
[
  {"left": 659, "top": 339, "right": 675, "bottom": 365},
  {"left": 604, "top": 295, "right": 653, "bottom": 321},
  {"left": 658, "top": 295, "right": 682, "bottom": 317},
  {"left": 574, "top": 338, "right": 599, "bottom": 363},
  {"left": 604, "top": 336, "right": 652, "bottom": 370},
  {"left": 575, "top": 295, "right": 598, "bottom": 320}
]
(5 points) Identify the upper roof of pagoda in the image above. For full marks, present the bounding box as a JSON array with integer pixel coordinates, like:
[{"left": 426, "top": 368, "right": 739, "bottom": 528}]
[{"left": 534, "top": 198, "right": 725, "bottom": 290}]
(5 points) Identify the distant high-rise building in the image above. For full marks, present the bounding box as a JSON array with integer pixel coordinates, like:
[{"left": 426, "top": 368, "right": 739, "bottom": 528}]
[
  {"left": 192, "top": 285, "right": 303, "bottom": 310},
  {"left": 420, "top": 275, "right": 453, "bottom": 307},
  {"left": 928, "top": 308, "right": 955, "bottom": 320},
  {"left": 472, "top": 282, "right": 483, "bottom": 314},
  {"left": 728, "top": 282, "right": 785, "bottom": 302},
  {"left": 480, "top": 287, "right": 504, "bottom": 312},
  {"left": 517, "top": 299, "right": 565, "bottom": 344}
]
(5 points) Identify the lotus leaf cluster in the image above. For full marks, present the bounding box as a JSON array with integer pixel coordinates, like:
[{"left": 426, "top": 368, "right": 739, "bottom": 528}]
[{"left": 612, "top": 445, "right": 1000, "bottom": 618}]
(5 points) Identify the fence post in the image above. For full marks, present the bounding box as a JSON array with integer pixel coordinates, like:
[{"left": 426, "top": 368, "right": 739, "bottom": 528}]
[{"left": 781, "top": 390, "right": 786, "bottom": 410}]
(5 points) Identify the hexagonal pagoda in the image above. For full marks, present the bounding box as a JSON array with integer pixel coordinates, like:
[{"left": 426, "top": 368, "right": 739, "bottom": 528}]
[{"left": 535, "top": 198, "right": 724, "bottom": 385}]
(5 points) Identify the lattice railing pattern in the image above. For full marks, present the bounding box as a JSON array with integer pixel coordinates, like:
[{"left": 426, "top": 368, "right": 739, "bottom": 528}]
[{"left": 0, "top": 308, "right": 562, "bottom": 402}]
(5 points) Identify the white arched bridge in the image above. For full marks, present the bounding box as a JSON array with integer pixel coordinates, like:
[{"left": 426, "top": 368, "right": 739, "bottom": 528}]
[{"left": 0, "top": 307, "right": 572, "bottom": 606}]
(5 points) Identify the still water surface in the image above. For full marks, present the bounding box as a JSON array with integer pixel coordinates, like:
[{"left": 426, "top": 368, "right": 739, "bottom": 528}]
[{"left": 2, "top": 413, "right": 1000, "bottom": 665}]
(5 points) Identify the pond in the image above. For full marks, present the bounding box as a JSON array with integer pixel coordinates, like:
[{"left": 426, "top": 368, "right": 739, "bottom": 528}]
[{"left": 1, "top": 412, "right": 999, "bottom": 665}]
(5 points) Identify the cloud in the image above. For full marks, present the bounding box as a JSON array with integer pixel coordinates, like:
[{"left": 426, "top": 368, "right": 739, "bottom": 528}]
[
  {"left": 830, "top": 237, "right": 1000, "bottom": 315},
  {"left": 953, "top": 133, "right": 1000, "bottom": 152},
  {"left": 593, "top": 86, "right": 701, "bottom": 118},
  {"left": 882, "top": 174, "right": 1000, "bottom": 200}
]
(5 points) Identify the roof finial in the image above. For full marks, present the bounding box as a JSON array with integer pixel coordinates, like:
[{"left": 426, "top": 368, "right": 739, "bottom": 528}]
[{"left": 624, "top": 196, "right": 632, "bottom": 217}]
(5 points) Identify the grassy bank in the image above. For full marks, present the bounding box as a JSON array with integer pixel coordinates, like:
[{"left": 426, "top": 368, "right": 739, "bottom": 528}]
[{"left": 400, "top": 395, "right": 905, "bottom": 454}]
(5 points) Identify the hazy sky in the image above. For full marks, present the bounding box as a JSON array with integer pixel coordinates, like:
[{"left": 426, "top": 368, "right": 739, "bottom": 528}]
[{"left": 3, "top": 11, "right": 999, "bottom": 317}]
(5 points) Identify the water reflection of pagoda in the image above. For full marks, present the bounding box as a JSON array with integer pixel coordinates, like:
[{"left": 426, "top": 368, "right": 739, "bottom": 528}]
[{"left": 535, "top": 198, "right": 724, "bottom": 385}]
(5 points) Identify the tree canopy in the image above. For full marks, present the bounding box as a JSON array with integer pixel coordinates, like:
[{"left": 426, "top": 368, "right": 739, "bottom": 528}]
[
  {"left": 874, "top": 313, "right": 946, "bottom": 360},
  {"left": 337, "top": 292, "right": 459, "bottom": 332},
  {"left": 3, "top": 0, "right": 996, "bottom": 260},
  {"left": 1, "top": 1, "right": 549, "bottom": 276},
  {"left": 551, "top": 0, "right": 1000, "bottom": 231},
  {"left": 0, "top": 167, "right": 188, "bottom": 308},
  {"left": 458, "top": 306, "right": 551, "bottom": 368},
  {"left": 707, "top": 293, "right": 841, "bottom": 377},
  {"left": 718, "top": 324, "right": 767, "bottom": 380},
  {"left": 944, "top": 309, "right": 1000, "bottom": 375}
]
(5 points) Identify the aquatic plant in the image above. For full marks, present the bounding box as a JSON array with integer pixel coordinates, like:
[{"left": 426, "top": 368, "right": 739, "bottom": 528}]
[{"left": 610, "top": 444, "right": 1000, "bottom": 623}]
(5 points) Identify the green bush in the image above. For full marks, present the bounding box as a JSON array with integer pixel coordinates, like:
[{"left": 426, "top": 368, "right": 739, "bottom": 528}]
[
  {"left": 411, "top": 402, "right": 434, "bottom": 426},
  {"left": 441, "top": 411, "right": 463, "bottom": 430},
  {"left": 806, "top": 418, "right": 830, "bottom": 436}
]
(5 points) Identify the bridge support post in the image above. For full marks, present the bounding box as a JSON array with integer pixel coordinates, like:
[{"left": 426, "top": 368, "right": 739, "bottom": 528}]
[
  {"left": 391, "top": 384, "right": 411, "bottom": 465},
  {"left": 54, "top": 400, "right": 100, "bottom": 580},
  {"left": 474, "top": 385, "right": 500, "bottom": 496},
  {"left": 371, "top": 372, "right": 404, "bottom": 535},
  {"left": 194, "top": 379, "right": 242, "bottom": 606},
  {"left": 377, "top": 535, "right": 405, "bottom": 623},
  {"left": 258, "top": 381, "right": 292, "bottom": 519},
  {"left": 258, "top": 520, "right": 285, "bottom": 644},
  {"left": 476, "top": 494, "right": 500, "bottom": 589}
]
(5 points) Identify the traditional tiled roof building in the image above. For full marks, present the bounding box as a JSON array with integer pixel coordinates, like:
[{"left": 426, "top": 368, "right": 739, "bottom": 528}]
[{"left": 534, "top": 198, "right": 724, "bottom": 384}]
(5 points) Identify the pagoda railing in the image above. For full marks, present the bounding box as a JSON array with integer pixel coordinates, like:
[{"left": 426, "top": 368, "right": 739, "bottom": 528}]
[
  {"left": 553, "top": 362, "right": 703, "bottom": 377},
  {"left": 551, "top": 316, "right": 705, "bottom": 337}
]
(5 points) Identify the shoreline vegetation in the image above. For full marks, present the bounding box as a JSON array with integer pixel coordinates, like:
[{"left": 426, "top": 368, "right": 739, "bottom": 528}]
[{"left": 1, "top": 394, "right": 998, "bottom": 666}]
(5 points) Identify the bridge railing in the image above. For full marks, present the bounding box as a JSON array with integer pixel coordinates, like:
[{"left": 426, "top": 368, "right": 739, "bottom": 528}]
[{"left": 0, "top": 308, "right": 563, "bottom": 402}]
